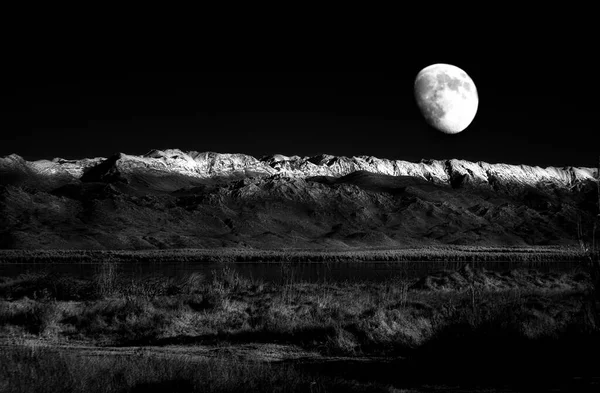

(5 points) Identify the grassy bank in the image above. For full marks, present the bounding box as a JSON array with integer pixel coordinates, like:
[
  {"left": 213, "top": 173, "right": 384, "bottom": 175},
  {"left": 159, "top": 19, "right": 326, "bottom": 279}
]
[
  {"left": 0, "top": 345, "right": 390, "bottom": 393},
  {"left": 0, "top": 265, "right": 595, "bottom": 351},
  {"left": 0, "top": 245, "right": 588, "bottom": 264},
  {"left": 1, "top": 265, "right": 599, "bottom": 391}
]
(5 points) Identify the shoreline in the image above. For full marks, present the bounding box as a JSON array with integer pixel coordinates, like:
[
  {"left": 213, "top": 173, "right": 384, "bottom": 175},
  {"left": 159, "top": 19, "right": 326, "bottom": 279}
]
[{"left": 0, "top": 245, "right": 589, "bottom": 264}]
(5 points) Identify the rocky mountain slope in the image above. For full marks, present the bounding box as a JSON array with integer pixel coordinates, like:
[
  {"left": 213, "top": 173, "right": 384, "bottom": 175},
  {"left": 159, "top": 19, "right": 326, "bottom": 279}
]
[{"left": 0, "top": 149, "right": 597, "bottom": 250}]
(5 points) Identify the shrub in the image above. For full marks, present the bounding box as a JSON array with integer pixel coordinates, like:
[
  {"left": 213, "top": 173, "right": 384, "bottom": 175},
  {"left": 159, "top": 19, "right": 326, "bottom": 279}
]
[
  {"left": 65, "top": 298, "right": 171, "bottom": 343},
  {"left": 0, "top": 299, "right": 60, "bottom": 335}
]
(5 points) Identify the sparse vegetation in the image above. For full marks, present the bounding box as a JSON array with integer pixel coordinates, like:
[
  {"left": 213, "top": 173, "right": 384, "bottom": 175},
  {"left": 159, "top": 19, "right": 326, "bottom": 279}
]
[
  {"left": 0, "top": 345, "right": 390, "bottom": 393},
  {"left": 1, "top": 262, "right": 599, "bottom": 391},
  {"left": 0, "top": 265, "right": 595, "bottom": 350}
]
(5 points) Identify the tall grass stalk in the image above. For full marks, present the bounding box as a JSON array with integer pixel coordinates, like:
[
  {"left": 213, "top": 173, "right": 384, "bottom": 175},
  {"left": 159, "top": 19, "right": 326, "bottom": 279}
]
[{"left": 94, "top": 261, "right": 117, "bottom": 298}]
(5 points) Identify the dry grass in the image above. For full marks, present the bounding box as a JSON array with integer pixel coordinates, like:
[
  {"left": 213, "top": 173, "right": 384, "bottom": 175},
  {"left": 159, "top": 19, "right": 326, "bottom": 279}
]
[
  {"left": 1, "top": 265, "right": 599, "bottom": 391},
  {"left": 0, "top": 345, "right": 390, "bottom": 393},
  {"left": 0, "top": 265, "right": 595, "bottom": 356}
]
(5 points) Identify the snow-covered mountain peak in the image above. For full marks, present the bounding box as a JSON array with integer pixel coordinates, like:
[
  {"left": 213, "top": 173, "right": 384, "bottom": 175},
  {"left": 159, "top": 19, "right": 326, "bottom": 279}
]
[{"left": 1, "top": 150, "right": 597, "bottom": 191}]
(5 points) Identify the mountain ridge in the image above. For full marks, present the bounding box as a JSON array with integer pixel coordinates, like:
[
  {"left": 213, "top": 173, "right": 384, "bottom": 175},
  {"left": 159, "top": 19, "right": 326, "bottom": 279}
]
[
  {"left": 0, "top": 149, "right": 597, "bottom": 250},
  {"left": 1, "top": 149, "right": 596, "bottom": 192}
]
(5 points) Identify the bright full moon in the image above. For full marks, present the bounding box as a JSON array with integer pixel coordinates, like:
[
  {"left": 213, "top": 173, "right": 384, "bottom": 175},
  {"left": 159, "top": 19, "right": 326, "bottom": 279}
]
[{"left": 414, "top": 63, "right": 478, "bottom": 134}]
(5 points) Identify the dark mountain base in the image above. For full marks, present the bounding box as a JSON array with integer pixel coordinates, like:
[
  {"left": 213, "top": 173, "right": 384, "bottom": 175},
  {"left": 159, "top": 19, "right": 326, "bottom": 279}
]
[{"left": 1, "top": 170, "right": 596, "bottom": 250}]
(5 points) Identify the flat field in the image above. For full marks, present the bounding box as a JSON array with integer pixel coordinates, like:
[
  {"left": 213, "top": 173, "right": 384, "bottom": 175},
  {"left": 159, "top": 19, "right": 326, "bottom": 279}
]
[{"left": 0, "top": 245, "right": 588, "bottom": 264}]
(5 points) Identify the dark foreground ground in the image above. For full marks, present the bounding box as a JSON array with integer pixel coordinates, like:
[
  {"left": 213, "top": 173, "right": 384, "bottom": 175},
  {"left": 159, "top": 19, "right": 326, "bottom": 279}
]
[{"left": 1, "top": 259, "right": 600, "bottom": 392}]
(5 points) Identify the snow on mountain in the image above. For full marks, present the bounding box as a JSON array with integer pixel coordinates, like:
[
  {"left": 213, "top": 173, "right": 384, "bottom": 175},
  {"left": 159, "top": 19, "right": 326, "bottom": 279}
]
[
  {"left": 49, "top": 157, "right": 107, "bottom": 177},
  {"left": 0, "top": 149, "right": 597, "bottom": 191}
]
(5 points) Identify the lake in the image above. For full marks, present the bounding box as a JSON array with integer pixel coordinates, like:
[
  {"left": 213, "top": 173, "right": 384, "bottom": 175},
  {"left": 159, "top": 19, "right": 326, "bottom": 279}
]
[{"left": 0, "top": 260, "right": 585, "bottom": 283}]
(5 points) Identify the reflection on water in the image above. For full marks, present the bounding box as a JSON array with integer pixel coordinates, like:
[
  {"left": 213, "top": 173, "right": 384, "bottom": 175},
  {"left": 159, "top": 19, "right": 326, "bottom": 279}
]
[{"left": 0, "top": 260, "right": 584, "bottom": 283}]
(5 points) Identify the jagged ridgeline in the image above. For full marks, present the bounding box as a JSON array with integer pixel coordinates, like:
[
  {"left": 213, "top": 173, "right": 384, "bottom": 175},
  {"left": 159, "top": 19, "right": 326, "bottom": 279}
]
[{"left": 0, "top": 149, "right": 598, "bottom": 249}]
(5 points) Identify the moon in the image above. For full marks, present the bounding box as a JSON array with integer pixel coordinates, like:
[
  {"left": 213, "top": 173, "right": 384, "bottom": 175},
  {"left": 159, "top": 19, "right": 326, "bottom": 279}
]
[{"left": 414, "top": 63, "right": 478, "bottom": 134}]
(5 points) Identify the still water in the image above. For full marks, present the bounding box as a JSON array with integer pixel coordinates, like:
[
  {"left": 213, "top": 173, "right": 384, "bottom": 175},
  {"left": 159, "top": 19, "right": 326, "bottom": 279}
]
[{"left": 0, "top": 260, "right": 584, "bottom": 283}]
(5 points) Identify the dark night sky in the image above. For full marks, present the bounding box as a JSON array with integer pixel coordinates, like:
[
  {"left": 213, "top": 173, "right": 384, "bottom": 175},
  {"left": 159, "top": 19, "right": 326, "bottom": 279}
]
[{"left": 0, "top": 23, "right": 596, "bottom": 168}]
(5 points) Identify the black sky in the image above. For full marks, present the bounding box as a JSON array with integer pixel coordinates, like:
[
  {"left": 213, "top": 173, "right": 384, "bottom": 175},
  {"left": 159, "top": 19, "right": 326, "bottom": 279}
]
[{"left": 0, "top": 25, "right": 597, "bottom": 168}]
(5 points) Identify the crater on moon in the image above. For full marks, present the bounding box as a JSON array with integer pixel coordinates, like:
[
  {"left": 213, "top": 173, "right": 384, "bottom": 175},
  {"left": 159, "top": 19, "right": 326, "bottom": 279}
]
[{"left": 436, "top": 73, "right": 462, "bottom": 91}]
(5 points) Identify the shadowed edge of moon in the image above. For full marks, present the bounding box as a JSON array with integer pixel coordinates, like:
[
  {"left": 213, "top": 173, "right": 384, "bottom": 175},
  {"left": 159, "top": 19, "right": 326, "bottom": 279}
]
[{"left": 414, "top": 67, "right": 477, "bottom": 134}]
